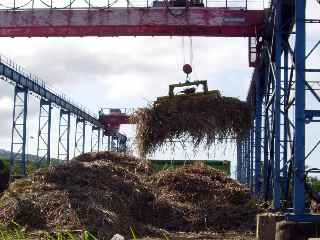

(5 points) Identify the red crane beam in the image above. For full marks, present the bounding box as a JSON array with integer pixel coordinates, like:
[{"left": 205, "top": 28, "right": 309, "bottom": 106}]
[{"left": 0, "top": 8, "right": 265, "bottom": 37}]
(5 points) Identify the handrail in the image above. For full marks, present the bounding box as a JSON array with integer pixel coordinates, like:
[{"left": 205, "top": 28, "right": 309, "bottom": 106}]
[{"left": 0, "top": 0, "right": 266, "bottom": 10}]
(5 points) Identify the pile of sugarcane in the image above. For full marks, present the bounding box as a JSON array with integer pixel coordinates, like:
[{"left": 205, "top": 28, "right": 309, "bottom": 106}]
[
  {"left": 132, "top": 94, "right": 252, "bottom": 156},
  {"left": 0, "top": 153, "right": 261, "bottom": 238}
]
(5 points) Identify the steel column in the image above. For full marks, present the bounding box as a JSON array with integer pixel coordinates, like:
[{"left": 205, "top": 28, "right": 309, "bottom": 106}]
[
  {"left": 246, "top": 135, "right": 250, "bottom": 186},
  {"left": 36, "top": 98, "right": 52, "bottom": 166},
  {"left": 263, "top": 61, "right": 271, "bottom": 200},
  {"left": 239, "top": 141, "right": 242, "bottom": 183},
  {"left": 238, "top": 140, "right": 241, "bottom": 182},
  {"left": 273, "top": 0, "right": 282, "bottom": 210},
  {"left": 98, "top": 129, "right": 100, "bottom": 151},
  {"left": 58, "top": 109, "right": 71, "bottom": 161},
  {"left": 90, "top": 126, "right": 101, "bottom": 152},
  {"left": 250, "top": 127, "right": 254, "bottom": 192},
  {"left": 82, "top": 119, "right": 86, "bottom": 154},
  {"left": 101, "top": 134, "right": 108, "bottom": 151},
  {"left": 240, "top": 140, "right": 244, "bottom": 183},
  {"left": 108, "top": 136, "right": 111, "bottom": 151},
  {"left": 9, "top": 86, "right": 28, "bottom": 178},
  {"left": 283, "top": 45, "right": 289, "bottom": 199},
  {"left": 242, "top": 140, "right": 245, "bottom": 183},
  {"left": 242, "top": 139, "right": 245, "bottom": 184},
  {"left": 237, "top": 140, "right": 241, "bottom": 181},
  {"left": 255, "top": 71, "right": 262, "bottom": 196},
  {"left": 293, "top": 0, "right": 306, "bottom": 214},
  {"left": 74, "top": 117, "right": 85, "bottom": 156}
]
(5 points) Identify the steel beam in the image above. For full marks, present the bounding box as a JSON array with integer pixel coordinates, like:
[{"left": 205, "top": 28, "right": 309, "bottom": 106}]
[
  {"left": 305, "top": 110, "right": 320, "bottom": 121},
  {"left": 9, "top": 86, "right": 28, "bottom": 178},
  {"left": 57, "top": 109, "right": 71, "bottom": 161},
  {"left": 0, "top": 8, "right": 265, "bottom": 37},
  {"left": 285, "top": 214, "right": 320, "bottom": 222}
]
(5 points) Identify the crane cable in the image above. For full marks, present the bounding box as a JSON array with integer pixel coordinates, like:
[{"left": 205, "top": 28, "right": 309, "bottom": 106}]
[
  {"left": 181, "top": 36, "right": 200, "bottom": 81},
  {"left": 189, "top": 37, "right": 194, "bottom": 66},
  {"left": 182, "top": 37, "right": 186, "bottom": 65},
  {"left": 181, "top": 36, "right": 194, "bottom": 66}
]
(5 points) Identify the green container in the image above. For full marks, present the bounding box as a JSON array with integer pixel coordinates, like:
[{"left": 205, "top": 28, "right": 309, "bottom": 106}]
[{"left": 150, "top": 159, "right": 231, "bottom": 176}]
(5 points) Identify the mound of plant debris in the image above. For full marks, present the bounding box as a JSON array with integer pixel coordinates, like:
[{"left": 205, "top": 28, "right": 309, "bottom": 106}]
[
  {"left": 149, "top": 164, "right": 259, "bottom": 232},
  {"left": 0, "top": 152, "right": 261, "bottom": 239},
  {"left": 132, "top": 95, "right": 252, "bottom": 156}
]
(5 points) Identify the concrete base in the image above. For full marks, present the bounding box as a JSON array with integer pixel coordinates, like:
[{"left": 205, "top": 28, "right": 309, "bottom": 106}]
[
  {"left": 256, "top": 213, "right": 284, "bottom": 240},
  {"left": 275, "top": 221, "right": 320, "bottom": 240}
]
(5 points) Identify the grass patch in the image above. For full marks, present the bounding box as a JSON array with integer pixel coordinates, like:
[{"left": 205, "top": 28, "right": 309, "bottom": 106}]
[
  {"left": 0, "top": 224, "right": 170, "bottom": 240},
  {"left": 0, "top": 223, "right": 97, "bottom": 240}
]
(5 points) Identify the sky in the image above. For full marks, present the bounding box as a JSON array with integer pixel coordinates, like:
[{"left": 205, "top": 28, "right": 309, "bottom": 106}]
[{"left": 0, "top": 0, "right": 319, "bottom": 177}]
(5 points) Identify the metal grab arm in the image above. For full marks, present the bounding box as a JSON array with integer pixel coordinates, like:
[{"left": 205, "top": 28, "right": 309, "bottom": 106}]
[{"left": 168, "top": 80, "right": 208, "bottom": 97}]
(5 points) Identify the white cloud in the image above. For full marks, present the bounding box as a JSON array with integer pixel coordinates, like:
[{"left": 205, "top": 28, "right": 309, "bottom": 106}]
[{"left": 0, "top": 96, "right": 11, "bottom": 112}]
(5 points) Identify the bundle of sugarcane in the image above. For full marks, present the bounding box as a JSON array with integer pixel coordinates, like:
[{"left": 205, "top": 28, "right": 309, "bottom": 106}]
[{"left": 132, "top": 94, "right": 252, "bottom": 156}]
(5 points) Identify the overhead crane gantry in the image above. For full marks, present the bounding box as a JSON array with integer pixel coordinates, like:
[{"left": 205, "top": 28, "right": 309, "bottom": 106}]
[
  {"left": 0, "top": 8, "right": 264, "bottom": 37},
  {"left": 0, "top": 0, "right": 266, "bottom": 178},
  {"left": 0, "top": 0, "right": 318, "bottom": 222}
]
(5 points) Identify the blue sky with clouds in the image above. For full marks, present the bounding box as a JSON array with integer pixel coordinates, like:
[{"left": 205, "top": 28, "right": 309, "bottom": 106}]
[{"left": 0, "top": 0, "right": 319, "bottom": 177}]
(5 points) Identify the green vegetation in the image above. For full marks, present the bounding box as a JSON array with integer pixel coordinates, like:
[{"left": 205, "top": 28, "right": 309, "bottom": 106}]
[
  {"left": 309, "top": 176, "right": 320, "bottom": 193},
  {"left": 150, "top": 159, "right": 231, "bottom": 175},
  {"left": 0, "top": 156, "right": 53, "bottom": 177},
  {"left": 0, "top": 224, "right": 170, "bottom": 240},
  {"left": 0, "top": 156, "right": 9, "bottom": 172},
  {"left": 0, "top": 157, "right": 49, "bottom": 192},
  {"left": 0, "top": 157, "right": 9, "bottom": 192},
  {"left": 0, "top": 223, "right": 98, "bottom": 240}
]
